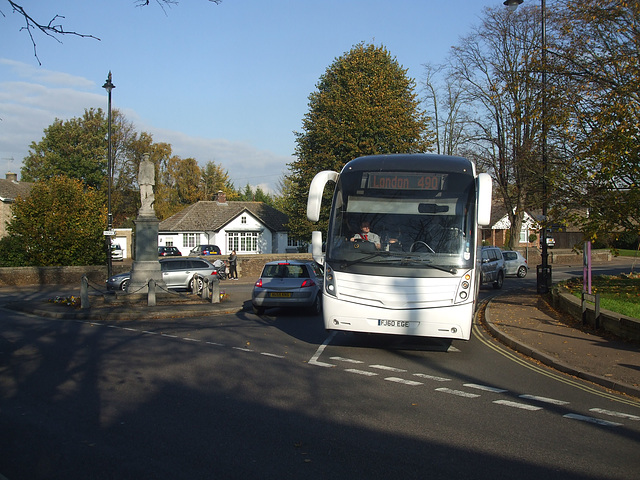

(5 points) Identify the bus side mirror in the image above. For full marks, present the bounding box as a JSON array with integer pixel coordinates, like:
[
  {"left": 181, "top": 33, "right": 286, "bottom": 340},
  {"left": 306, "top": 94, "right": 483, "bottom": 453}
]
[
  {"left": 307, "top": 171, "right": 339, "bottom": 222},
  {"left": 477, "top": 173, "right": 492, "bottom": 226}
]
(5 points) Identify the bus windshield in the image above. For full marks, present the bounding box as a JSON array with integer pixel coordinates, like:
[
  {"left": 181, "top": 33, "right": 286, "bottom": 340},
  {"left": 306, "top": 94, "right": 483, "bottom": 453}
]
[{"left": 326, "top": 170, "right": 476, "bottom": 276}]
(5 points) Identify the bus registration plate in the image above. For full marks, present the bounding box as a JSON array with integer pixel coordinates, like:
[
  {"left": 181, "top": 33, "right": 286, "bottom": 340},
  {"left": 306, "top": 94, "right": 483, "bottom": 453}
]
[
  {"left": 378, "top": 319, "right": 411, "bottom": 328},
  {"left": 270, "top": 292, "right": 292, "bottom": 298}
]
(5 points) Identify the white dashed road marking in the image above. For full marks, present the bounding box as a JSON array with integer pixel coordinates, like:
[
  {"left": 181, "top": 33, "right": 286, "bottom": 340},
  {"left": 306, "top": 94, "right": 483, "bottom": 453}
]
[
  {"left": 370, "top": 364, "right": 407, "bottom": 372},
  {"left": 493, "top": 400, "right": 543, "bottom": 411},
  {"left": 345, "top": 369, "right": 378, "bottom": 376},
  {"left": 436, "top": 388, "right": 481, "bottom": 398},
  {"left": 589, "top": 408, "right": 640, "bottom": 421},
  {"left": 464, "top": 383, "right": 508, "bottom": 393},
  {"left": 519, "top": 394, "right": 570, "bottom": 406},
  {"left": 385, "top": 377, "right": 423, "bottom": 386},
  {"left": 564, "top": 414, "right": 622, "bottom": 427},
  {"left": 413, "top": 373, "right": 452, "bottom": 382}
]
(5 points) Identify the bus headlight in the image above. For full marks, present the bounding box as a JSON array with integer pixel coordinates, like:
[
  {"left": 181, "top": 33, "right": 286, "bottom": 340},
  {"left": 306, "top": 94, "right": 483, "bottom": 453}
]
[
  {"left": 456, "top": 272, "right": 472, "bottom": 303},
  {"left": 325, "top": 264, "right": 337, "bottom": 297}
]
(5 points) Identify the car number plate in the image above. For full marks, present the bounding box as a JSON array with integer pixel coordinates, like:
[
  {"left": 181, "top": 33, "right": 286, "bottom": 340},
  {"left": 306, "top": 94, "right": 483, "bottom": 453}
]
[{"left": 270, "top": 292, "right": 292, "bottom": 298}]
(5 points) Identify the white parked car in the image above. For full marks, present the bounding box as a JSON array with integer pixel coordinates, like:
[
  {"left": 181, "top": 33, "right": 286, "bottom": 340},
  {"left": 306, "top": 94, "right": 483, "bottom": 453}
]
[{"left": 502, "top": 250, "right": 529, "bottom": 278}]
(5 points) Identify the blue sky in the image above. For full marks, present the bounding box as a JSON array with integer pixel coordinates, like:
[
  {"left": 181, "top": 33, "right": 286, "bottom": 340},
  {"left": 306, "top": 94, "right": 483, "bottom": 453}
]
[{"left": 0, "top": 0, "right": 494, "bottom": 192}]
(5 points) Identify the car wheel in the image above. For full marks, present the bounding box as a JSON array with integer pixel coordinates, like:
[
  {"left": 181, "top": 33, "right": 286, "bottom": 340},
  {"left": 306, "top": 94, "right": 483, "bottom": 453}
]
[
  {"left": 120, "top": 279, "right": 129, "bottom": 291},
  {"left": 309, "top": 295, "right": 322, "bottom": 316},
  {"left": 493, "top": 271, "right": 504, "bottom": 289},
  {"left": 252, "top": 305, "right": 265, "bottom": 315},
  {"left": 517, "top": 266, "right": 527, "bottom": 278},
  {"left": 189, "top": 277, "right": 203, "bottom": 293}
]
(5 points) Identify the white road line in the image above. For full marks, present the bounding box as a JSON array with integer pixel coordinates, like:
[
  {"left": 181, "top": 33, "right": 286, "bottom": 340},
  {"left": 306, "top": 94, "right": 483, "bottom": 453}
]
[
  {"left": 183, "top": 337, "right": 201, "bottom": 342},
  {"left": 345, "top": 369, "right": 378, "bottom": 376},
  {"left": 206, "top": 341, "right": 225, "bottom": 346},
  {"left": 435, "top": 388, "right": 480, "bottom": 398},
  {"left": 493, "top": 400, "right": 543, "bottom": 411},
  {"left": 142, "top": 331, "right": 158, "bottom": 335},
  {"left": 233, "top": 347, "right": 253, "bottom": 352},
  {"left": 385, "top": 377, "right": 423, "bottom": 386},
  {"left": 330, "top": 357, "right": 364, "bottom": 364},
  {"left": 161, "top": 334, "right": 178, "bottom": 338},
  {"left": 261, "top": 352, "right": 285, "bottom": 359},
  {"left": 464, "top": 383, "right": 508, "bottom": 393},
  {"left": 589, "top": 409, "right": 640, "bottom": 421},
  {"left": 122, "top": 327, "right": 138, "bottom": 332},
  {"left": 309, "top": 332, "right": 337, "bottom": 367},
  {"left": 519, "top": 394, "right": 570, "bottom": 406},
  {"left": 413, "top": 373, "right": 452, "bottom": 382},
  {"left": 563, "top": 413, "right": 622, "bottom": 427},
  {"left": 370, "top": 364, "right": 407, "bottom": 372}
]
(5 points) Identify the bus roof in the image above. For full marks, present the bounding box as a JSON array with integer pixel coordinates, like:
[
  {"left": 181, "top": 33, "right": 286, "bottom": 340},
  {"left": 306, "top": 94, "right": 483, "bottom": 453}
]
[{"left": 342, "top": 154, "right": 476, "bottom": 175}]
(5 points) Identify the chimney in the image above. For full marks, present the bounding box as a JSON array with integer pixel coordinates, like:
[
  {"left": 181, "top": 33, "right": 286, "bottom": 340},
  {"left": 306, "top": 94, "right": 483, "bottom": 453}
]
[
  {"left": 6, "top": 172, "right": 18, "bottom": 182},
  {"left": 217, "top": 191, "right": 227, "bottom": 204}
]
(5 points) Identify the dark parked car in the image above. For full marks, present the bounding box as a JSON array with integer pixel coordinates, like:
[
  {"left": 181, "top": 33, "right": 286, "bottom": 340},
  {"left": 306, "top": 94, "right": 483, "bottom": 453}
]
[
  {"left": 106, "top": 257, "right": 218, "bottom": 292},
  {"left": 252, "top": 260, "right": 323, "bottom": 315},
  {"left": 502, "top": 250, "right": 529, "bottom": 278},
  {"left": 158, "top": 246, "right": 182, "bottom": 257},
  {"left": 188, "top": 244, "right": 221, "bottom": 256},
  {"left": 479, "top": 246, "right": 505, "bottom": 289}
]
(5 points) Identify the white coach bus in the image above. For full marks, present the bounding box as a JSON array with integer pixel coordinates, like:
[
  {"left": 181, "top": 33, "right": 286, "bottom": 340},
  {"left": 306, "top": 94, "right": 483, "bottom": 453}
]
[{"left": 307, "top": 154, "right": 492, "bottom": 340}]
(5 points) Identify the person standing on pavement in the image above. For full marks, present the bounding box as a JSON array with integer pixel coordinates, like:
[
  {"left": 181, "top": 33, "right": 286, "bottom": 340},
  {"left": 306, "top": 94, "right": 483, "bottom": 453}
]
[{"left": 228, "top": 250, "right": 238, "bottom": 280}]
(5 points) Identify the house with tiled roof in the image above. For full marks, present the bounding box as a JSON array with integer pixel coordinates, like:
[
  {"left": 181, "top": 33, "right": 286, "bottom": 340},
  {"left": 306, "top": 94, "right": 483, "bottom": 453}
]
[
  {"left": 158, "top": 192, "right": 298, "bottom": 255},
  {"left": 0, "top": 173, "right": 33, "bottom": 238}
]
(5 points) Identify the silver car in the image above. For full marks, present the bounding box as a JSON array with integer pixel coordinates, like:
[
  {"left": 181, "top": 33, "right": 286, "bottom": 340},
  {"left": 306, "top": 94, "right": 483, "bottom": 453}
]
[
  {"left": 502, "top": 250, "right": 529, "bottom": 278},
  {"left": 252, "top": 260, "right": 323, "bottom": 315},
  {"left": 106, "top": 257, "right": 217, "bottom": 292}
]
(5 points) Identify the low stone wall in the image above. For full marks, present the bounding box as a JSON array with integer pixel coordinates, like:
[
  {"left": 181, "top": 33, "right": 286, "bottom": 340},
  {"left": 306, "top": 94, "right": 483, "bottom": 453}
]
[
  {"left": 551, "top": 287, "right": 640, "bottom": 342},
  {"left": 0, "top": 253, "right": 314, "bottom": 287}
]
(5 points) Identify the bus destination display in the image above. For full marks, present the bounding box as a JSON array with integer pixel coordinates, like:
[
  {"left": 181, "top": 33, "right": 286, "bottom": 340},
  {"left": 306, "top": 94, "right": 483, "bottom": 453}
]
[{"left": 367, "top": 172, "right": 446, "bottom": 191}]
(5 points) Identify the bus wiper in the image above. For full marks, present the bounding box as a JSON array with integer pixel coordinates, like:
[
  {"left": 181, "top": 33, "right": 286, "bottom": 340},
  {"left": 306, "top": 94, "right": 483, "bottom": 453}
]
[
  {"left": 341, "top": 251, "right": 392, "bottom": 267},
  {"left": 400, "top": 256, "right": 458, "bottom": 274}
]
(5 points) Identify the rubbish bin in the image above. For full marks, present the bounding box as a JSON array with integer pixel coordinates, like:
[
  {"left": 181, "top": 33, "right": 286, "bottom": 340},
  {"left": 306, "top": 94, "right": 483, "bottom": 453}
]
[{"left": 536, "top": 265, "right": 552, "bottom": 294}]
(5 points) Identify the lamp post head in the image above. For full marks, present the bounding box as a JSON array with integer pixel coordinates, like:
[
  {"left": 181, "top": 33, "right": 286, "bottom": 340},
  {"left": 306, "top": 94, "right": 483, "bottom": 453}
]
[
  {"left": 102, "top": 71, "right": 115, "bottom": 93},
  {"left": 504, "top": 0, "right": 524, "bottom": 11}
]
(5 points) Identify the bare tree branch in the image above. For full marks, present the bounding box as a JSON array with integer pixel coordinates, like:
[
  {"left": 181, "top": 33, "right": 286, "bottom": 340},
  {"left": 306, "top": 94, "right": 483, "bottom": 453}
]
[{"left": 1, "top": 1, "right": 222, "bottom": 64}]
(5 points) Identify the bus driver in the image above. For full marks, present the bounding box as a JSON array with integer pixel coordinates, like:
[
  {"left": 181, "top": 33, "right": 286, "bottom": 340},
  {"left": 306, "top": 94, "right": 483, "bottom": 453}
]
[{"left": 350, "top": 221, "right": 381, "bottom": 249}]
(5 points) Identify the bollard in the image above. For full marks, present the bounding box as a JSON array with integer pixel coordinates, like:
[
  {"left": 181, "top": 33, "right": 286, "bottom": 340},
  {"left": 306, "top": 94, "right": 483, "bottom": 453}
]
[
  {"left": 201, "top": 276, "right": 209, "bottom": 300},
  {"left": 148, "top": 278, "right": 156, "bottom": 306},
  {"left": 81, "top": 275, "right": 90, "bottom": 309},
  {"left": 210, "top": 277, "right": 220, "bottom": 304}
]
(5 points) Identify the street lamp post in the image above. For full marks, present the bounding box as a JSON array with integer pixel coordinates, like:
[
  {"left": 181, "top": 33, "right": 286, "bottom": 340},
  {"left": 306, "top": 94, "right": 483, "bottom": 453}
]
[
  {"left": 504, "top": 0, "right": 551, "bottom": 293},
  {"left": 102, "top": 72, "right": 115, "bottom": 278}
]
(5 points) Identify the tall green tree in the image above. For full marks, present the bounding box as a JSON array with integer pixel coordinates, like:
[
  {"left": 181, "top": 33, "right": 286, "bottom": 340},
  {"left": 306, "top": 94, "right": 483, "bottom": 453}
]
[
  {"left": 21, "top": 108, "right": 108, "bottom": 189},
  {"left": 7, "top": 176, "right": 107, "bottom": 266},
  {"left": 552, "top": 0, "right": 640, "bottom": 242},
  {"left": 287, "top": 42, "right": 434, "bottom": 240}
]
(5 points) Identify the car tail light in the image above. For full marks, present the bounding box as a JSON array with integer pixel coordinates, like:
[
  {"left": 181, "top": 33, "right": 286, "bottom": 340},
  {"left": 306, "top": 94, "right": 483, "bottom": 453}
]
[
  {"left": 255, "top": 279, "right": 263, "bottom": 288},
  {"left": 300, "top": 279, "right": 316, "bottom": 288}
]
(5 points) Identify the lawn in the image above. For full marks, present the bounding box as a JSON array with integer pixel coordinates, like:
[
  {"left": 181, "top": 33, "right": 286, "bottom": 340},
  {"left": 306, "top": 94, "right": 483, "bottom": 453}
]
[{"left": 562, "top": 272, "right": 640, "bottom": 319}]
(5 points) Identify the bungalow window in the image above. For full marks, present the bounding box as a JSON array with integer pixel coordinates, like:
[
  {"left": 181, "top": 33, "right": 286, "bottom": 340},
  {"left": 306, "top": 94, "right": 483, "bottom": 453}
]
[
  {"left": 228, "top": 232, "right": 259, "bottom": 253},
  {"left": 183, "top": 233, "right": 197, "bottom": 248}
]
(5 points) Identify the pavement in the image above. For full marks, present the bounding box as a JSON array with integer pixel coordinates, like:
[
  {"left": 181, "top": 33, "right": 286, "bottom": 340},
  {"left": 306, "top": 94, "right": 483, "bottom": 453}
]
[{"left": 2, "top": 268, "right": 639, "bottom": 399}]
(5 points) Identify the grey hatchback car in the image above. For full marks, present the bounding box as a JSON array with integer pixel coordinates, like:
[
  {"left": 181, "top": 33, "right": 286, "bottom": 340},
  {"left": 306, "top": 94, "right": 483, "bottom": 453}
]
[
  {"left": 252, "top": 260, "right": 324, "bottom": 315},
  {"left": 502, "top": 250, "right": 529, "bottom": 278}
]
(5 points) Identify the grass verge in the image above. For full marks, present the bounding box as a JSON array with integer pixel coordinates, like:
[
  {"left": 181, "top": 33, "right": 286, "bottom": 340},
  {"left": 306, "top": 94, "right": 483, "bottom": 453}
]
[{"left": 563, "top": 273, "right": 640, "bottom": 319}]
